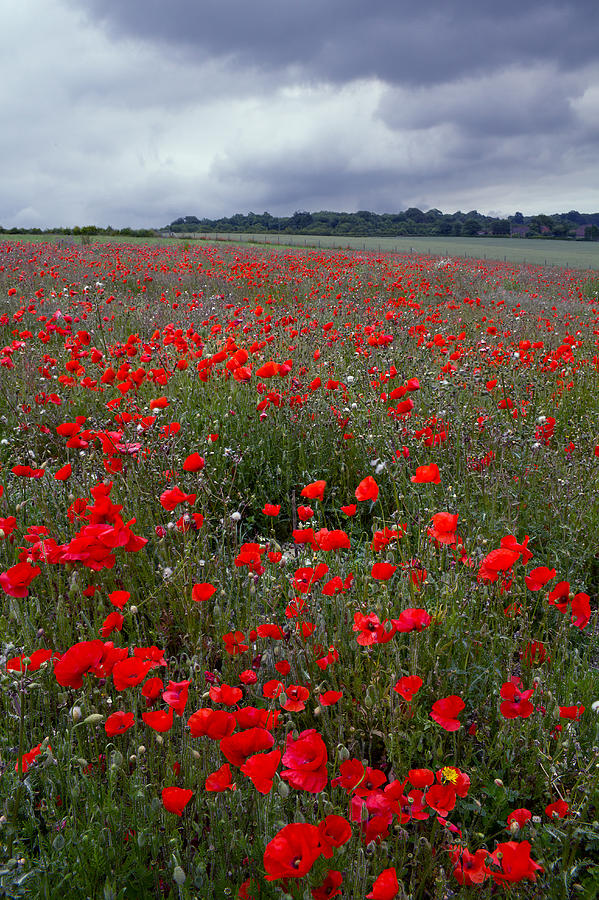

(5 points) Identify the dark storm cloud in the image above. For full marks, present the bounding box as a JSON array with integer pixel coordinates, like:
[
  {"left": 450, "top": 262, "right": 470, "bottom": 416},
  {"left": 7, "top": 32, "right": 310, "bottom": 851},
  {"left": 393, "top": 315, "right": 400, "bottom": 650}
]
[
  {"left": 212, "top": 150, "right": 407, "bottom": 215},
  {"left": 75, "top": 0, "right": 599, "bottom": 87}
]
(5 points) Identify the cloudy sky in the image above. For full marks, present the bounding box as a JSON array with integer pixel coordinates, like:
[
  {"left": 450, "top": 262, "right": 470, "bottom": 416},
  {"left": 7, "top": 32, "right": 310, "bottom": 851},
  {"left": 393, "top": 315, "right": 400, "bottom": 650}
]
[{"left": 2, "top": 0, "right": 599, "bottom": 228}]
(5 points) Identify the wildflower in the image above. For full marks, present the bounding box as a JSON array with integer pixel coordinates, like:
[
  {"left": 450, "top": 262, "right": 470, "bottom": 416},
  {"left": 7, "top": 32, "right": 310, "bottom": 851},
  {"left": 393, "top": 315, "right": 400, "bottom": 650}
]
[
  {"left": 301, "top": 480, "right": 326, "bottom": 501},
  {"left": 161, "top": 786, "right": 193, "bottom": 816},
  {"left": 262, "top": 503, "right": 281, "bottom": 516},
  {"left": 430, "top": 695, "right": 465, "bottom": 731},
  {"left": 312, "top": 870, "right": 343, "bottom": 899},
  {"left": 366, "top": 867, "right": 399, "bottom": 899},
  {"left": 281, "top": 728, "right": 328, "bottom": 793},
  {"left": 559, "top": 705, "right": 585, "bottom": 720},
  {"left": 393, "top": 675, "right": 423, "bottom": 702},
  {"left": 355, "top": 475, "right": 379, "bottom": 501},
  {"left": 240, "top": 749, "right": 281, "bottom": 794},
  {"left": 499, "top": 678, "right": 535, "bottom": 719},
  {"left": 192, "top": 582, "right": 216, "bottom": 603},
  {"left": 205, "top": 763, "right": 236, "bottom": 792},
  {"left": 411, "top": 464, "right": 441, "bottom": 484},
  {"left": 263, "top": 822, "right": 322, "bottom": 881},
  {"left": 105, "top": 711, "right": 135, "bottom": 736}
]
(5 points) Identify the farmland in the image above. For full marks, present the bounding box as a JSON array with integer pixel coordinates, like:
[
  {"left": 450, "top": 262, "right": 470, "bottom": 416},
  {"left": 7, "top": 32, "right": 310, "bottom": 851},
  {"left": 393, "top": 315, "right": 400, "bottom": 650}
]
[
  {"left": 1, "top": 239, "right": 599, "bottom": 898},
  {"left": 178, "top": 234, "right": 599, "bottom": 270}
]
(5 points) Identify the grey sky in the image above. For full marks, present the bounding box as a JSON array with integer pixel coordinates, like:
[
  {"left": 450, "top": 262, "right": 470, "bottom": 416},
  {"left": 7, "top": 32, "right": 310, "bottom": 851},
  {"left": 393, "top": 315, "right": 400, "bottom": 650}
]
[{"left": 2, "top": 0, "right": 598, "bottom": 228}]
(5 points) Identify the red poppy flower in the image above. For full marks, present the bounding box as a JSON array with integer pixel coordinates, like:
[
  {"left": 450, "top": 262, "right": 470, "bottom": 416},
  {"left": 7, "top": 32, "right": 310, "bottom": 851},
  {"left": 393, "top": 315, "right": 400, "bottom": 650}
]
[
  {"left": 393, "top": 675, "right": 423, "bottom": 702},
  {"left": 0, "top": 561, "right": 42, "bottom": 598},
  {"left": 210, "top": 683, "right": 243, "bottom": 705},
  {"left": 223, "top": 630, "right": 249, "bottom": 655},
  {"left": 366, "top": 867, "right": 399, "bottom": 899},
  {"left": 142, "top": 677, "right": 163, "bottom": 701},
  {"left": 187, "top": 708, "right": 236, "bottom": 740},
  {"left": 314, "top": 528, "right": 350, "bottom": 551},
  {"left": 256, "top": 361, "right": 278, "bottom": 378},
  {"left": 570, "top": 592, "right": 591, "bottom": 629},
  {"left": 220, "top": 727, "right": 275, "bottom": 767},
  {"left": 430, "top": 695, "right": 465, "bottom": 731},
  {"left": 499, "top": 678, "right": 535, "bottom": 719},
  {"left": 297, "top": 504, "right": 314, "bottom": 521},
  {"left": 428, "top": 512, "right": 458, "bottom": 545},
  {"left": 524, "top": 566, "right": 556, "bottom": 591},
  {"left": 263, "top": 822, "right": 322, "bottom": 881},
  {"left": 281, "top": 728, "right": 328, "bottom": 793},
  {"left": 318, "top": 815, "right": 352, "bottom": 858},
  {"left": 108, "top": 590, "right": 130, "bottom": 609},
  {"left": 6, "top": 648, "right": 58, "bottom": 672},
  {"left": 488, "top": 840, "right": 544, "bottom": 884},
  {"left": 54, "top": 463, "right": 72, "bottom": 481},
  {"left": 547, "top": 581, "right": 570, "bottom": 613},
  {"left": 332, "top": 758, "right": 365, "bottom": 793},
  {"left": 392, "top": 608, "right": 431, "bottom": 632},
  {"left": 411, "top": 464, "right": 440, "bottom": 484},
  {"left": 559, "top": 705, "right": 585, "bottom": 720},
  {"left": 424, "top": 783, "right": 457, "bottom": 816},
  {"left": 142, "top": 707, "right": 174, "bottom": 732},
  {"left": 16, "top": 742, "right": 49, "bottom": 774},
  {"left": 183, "top": 453, "right": 205, "bottom": 471},
  {"left": 112, "top": 657, "right": 153, "bottom": 691},
  {"left": 301, "top": 480, "right": 326, "bottom": 501},
  {"left": 240, "top": 748, "right": 281, "bottom": 794},
  {"left": 371, "top": 562, "right": 397, "bottom": 581},
  {"left": 162, "top": 679, "right": 190, "bottom": 716},
  {"left": 282, "top": 684, "right": 310, "bottom": 711},
  {"left": 161, "top": 786, "right": 193, "bottom": 816},
  {"left": 312, "top": 870, "right": 343, "bottom": 899},
  {"left": 100, "top": 610, "right": 124, "bottom": 638},
  {"left": 507, "top": 808, "right": 532, "bottom": 829},
  {"left": 341, "top": 504, "right": 357, "bottom": 516},
  {"left": 450, "top": 847, "right": 490, "bottom": 886},
  {"left": 262, "top": 503, "right": 281, "bottom": 516},
  {"left": 105, "top": 711, "right": 135, "bottom": 736},
  {"left": 54, "top": 639, "right": 105, "bottom": 688},
  {"left": 353, "top": 612, "right": 395, "bottom": 646},
  {"left": 546, "top": 799, "right": 569, "bottom": 818},
  {"left": 205, "top": 762, "right": 236, "bottom": 792},
  {"left": 319, "top": 690, "right": 342, "bottom": 706},
  {"left": 355, "top": 476, "right": 379, "bottom": 502},
  {"left": 162, "top": 486, "right": 196, "bottom": 511},
  {"left": 192, "top": 582, "right": 216, "bottom": 603},
  {"left": 407, "top": 768, "right": 434, "bottom": 788}
]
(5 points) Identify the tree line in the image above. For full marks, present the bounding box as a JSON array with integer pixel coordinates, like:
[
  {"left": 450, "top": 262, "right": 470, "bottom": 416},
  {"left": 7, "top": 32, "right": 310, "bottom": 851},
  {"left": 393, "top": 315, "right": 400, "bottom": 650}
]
[
  {"left": 2, "top": 210, "right": 599, "bottom": 240},
  {"left": 168, "top": 209, "right": 599, "bottom": 240}
]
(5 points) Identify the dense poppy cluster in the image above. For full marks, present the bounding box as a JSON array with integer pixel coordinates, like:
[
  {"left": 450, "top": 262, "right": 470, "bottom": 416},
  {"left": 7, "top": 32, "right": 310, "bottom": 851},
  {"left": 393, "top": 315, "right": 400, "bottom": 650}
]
[{"left": 1, "top": 239, "right": 597, "bottom": 896}]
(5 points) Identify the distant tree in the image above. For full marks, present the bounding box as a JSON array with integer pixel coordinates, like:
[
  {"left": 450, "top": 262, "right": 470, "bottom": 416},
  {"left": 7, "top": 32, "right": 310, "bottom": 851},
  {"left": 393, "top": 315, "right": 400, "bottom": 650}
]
[
  {"left": 491, "top": 219, "right": 510, "bottom": 236},
  {"left": 463, "top": 218, "right": 480, "bottom": 236},
  {"left": 290, "top": 211, "right": 313, "bottom": 230}
]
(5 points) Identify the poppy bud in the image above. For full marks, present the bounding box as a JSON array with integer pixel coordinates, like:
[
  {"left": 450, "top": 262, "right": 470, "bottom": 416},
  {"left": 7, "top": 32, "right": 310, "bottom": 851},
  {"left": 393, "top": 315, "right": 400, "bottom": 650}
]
[
  {"left": 83, "top": 713, "right": 103, "bottom": 726},
  {"left": 173, "top": 867, "right": 186, "bottom": 885}
]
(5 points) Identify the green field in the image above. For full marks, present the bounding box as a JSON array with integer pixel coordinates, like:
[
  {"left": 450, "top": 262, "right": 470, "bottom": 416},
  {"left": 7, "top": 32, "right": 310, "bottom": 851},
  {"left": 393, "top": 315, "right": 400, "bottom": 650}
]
[
  {"left": 187, "top": 232, "right": 599, "bottom": 269},
  {"left": 4, "top": 231, "right": 599, "bottom": 269}
]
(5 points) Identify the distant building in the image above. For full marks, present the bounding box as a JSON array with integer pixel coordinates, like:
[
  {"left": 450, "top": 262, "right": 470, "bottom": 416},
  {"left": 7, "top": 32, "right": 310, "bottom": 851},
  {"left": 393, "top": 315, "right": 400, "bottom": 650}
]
[{"left": 510, "top": 224, "right": 530, "bottom": 238}]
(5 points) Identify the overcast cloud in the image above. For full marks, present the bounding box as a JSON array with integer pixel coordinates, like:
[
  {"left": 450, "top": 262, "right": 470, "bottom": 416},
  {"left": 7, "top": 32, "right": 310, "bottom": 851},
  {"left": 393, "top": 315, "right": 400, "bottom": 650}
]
[{"left": 1, "top": 0, "right": 598, "bottom": 228}]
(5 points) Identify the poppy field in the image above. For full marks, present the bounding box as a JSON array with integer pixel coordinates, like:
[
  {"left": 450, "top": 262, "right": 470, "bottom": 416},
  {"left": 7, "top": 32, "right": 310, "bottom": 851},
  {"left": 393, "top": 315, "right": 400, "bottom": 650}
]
[{"left": 1, "top": 239, "right": 599, "bottom": 898}]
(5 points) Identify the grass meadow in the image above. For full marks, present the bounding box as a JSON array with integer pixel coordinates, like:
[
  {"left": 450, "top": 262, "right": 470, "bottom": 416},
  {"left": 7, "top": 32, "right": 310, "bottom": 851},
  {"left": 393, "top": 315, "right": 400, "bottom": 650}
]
[
  {"left": 179, "top": 234, "right": 599, "bottom": 271},
  {"left": 1, "top": 239, "right": 599, "bottom": 898}
]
